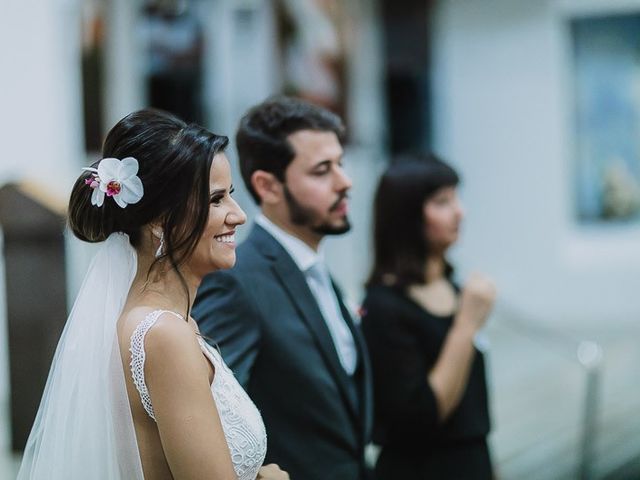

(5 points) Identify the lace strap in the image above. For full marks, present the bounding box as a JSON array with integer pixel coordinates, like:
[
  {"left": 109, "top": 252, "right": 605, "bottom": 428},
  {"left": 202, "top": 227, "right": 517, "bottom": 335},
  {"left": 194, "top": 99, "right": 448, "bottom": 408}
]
[
  {"left": 129, "top": 309, "right": 184, "bottom": 421},
  {"left": 197, "top": 337, "right": 229, "bottom": 371}
]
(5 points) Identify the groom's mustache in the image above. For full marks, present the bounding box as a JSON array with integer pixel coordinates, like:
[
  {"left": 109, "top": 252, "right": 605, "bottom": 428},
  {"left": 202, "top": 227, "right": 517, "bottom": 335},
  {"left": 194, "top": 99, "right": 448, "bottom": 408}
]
[{"left": 329, "top": 192, "right": 349, "bottom": 212}]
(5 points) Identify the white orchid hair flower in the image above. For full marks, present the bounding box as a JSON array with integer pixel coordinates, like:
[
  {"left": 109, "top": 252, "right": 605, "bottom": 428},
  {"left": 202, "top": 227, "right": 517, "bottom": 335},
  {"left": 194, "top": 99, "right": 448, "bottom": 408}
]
[{"left": 82, "top": 157, "right": 144, "bottom": 208}]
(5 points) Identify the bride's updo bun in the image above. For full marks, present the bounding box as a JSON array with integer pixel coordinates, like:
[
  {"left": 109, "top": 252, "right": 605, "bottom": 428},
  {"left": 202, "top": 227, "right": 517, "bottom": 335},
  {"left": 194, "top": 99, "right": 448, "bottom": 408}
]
[{"left": 69, "top": 108, "right": 228, "bottom": 266}]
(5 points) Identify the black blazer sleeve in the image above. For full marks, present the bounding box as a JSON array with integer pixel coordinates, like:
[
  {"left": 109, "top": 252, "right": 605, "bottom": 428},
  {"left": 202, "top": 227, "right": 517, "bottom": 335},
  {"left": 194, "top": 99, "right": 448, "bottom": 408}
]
[
  {"left": 192, "top": 270, "right": 262, "bottom": 388},
  {"left": 361, "top": 288, "right": 440, "bottom": 440}
]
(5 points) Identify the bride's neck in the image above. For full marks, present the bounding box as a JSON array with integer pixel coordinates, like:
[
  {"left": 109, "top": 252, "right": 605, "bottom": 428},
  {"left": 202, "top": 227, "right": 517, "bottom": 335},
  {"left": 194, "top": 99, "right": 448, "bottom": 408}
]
[{"left": 131, "top": 252, "right": 200, "bottom": 314}]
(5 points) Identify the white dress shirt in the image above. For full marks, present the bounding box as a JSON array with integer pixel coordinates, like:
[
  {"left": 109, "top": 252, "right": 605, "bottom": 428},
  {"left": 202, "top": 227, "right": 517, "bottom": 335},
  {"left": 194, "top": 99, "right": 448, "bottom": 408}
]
[{"left": 255, "top": 214, "right": 357, "bottom": 375}]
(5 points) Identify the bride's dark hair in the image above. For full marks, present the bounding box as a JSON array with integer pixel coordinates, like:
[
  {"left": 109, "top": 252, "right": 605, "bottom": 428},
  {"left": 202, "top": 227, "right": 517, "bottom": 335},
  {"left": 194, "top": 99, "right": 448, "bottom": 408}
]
[{"left": 69, "top": 109, "right": 228, "bottom": 311}]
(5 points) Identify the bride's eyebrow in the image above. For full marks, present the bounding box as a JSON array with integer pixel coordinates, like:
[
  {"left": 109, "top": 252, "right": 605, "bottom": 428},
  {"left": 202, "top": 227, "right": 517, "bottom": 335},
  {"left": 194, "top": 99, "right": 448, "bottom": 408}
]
[
  {"left": 209, "top": 184, "right": 235, "bottom": 195},
  {"left": 209, "top": 185, "right": 235, "bottom": 197}
]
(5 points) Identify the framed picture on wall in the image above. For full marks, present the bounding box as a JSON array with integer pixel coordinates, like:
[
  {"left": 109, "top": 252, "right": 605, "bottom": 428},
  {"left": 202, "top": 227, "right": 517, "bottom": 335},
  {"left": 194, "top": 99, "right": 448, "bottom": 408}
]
[{"left": 571, "top": 13, "right": 640, "bottom": 223}]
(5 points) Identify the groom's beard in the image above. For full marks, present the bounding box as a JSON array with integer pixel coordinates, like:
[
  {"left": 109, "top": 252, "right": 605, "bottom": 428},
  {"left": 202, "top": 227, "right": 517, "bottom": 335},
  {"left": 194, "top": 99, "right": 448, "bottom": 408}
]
[{"left": 284, "top": 185, "right": 351, "bottom": 236}]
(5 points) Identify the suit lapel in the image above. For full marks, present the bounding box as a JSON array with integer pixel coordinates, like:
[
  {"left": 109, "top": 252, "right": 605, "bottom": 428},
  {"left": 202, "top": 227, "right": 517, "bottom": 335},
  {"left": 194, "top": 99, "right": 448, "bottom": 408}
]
[{"left": 248, "top": 225, "right": 360, "bottom": 424}]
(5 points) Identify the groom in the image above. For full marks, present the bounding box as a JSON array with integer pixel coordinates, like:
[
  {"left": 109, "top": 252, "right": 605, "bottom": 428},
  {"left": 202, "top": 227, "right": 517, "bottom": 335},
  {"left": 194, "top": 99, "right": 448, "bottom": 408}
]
[{"left": 193, "top": 96, "right": 372, "bottom": 480}]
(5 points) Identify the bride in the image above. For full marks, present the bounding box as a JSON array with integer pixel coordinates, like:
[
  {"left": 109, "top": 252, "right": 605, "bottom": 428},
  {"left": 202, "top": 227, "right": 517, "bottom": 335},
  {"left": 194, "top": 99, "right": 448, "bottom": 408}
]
[{"left": 17, "top": 109, "right": 288, "bottom": 480}]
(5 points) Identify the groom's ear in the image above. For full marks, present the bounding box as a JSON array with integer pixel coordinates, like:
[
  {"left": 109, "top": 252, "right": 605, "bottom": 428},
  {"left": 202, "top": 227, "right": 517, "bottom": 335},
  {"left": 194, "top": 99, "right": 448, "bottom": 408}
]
[{"left": 251, "top": 170, "right": 282, "bottom": 205}]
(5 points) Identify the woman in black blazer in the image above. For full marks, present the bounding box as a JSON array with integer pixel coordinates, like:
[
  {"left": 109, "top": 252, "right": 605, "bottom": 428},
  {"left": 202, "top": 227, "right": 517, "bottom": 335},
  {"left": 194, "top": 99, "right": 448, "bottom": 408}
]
[{"left": 362, "top": 155, "right": 496, "bottom": 479}]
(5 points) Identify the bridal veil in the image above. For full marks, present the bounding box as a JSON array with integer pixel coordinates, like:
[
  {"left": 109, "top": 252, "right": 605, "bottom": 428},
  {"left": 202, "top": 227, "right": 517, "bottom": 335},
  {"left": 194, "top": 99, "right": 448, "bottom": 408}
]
[{"left": 17, "top": 233, "right": 144, "bottom": 479}]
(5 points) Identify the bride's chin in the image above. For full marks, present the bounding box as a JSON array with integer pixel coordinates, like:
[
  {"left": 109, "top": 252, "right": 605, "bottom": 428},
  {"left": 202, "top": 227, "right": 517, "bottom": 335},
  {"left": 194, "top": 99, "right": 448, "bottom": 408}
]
[{"left": 219, "top": 258, "right": 236, "bottom": 271}]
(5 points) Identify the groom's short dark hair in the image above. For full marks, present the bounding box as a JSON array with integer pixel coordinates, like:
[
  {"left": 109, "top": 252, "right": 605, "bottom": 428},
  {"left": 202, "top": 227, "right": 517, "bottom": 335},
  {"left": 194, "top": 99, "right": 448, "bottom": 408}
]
[{"left": 236, "top": 96, "right": 345, "bottom": 204}]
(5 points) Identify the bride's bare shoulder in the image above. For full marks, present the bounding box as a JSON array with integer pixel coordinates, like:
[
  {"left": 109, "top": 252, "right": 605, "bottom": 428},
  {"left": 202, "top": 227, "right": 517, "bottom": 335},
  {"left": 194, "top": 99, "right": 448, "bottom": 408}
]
[{"left": 119, "top": 307, "right": 197, "bottom": 352}]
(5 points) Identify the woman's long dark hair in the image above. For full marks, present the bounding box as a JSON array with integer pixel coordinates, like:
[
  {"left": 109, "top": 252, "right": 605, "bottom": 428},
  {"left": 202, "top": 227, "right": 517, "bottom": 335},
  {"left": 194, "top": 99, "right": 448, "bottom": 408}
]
[
  {"left": 367, "top": 154, "right": 460, "bottom": 289},
  {"left": 68, "top": 108, "right": 229, "bottom": 316}
]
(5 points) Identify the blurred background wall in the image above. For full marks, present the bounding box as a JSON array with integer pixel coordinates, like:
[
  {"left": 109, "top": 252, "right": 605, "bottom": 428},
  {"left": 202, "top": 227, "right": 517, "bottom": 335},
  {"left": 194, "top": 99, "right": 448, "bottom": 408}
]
[
  {"left": 433, "top": 0, "right": 640, "bottom": 328},
  {"left": 1, "top": 0, "right": 639, "bottom": 478}
]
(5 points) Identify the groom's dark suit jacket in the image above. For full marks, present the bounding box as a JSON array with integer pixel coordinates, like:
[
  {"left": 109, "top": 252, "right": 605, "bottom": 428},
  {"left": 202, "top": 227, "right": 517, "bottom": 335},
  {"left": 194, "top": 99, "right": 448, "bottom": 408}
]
[{"left": 193, "top": 224, "right": 372, "bottom": 480}]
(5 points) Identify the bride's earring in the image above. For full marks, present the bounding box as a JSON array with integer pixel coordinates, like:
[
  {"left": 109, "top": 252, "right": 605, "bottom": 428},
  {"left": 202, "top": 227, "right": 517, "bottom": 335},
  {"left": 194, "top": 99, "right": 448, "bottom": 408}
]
[{"left": 153, "top": 230, "right": 164, "bottom": 259}]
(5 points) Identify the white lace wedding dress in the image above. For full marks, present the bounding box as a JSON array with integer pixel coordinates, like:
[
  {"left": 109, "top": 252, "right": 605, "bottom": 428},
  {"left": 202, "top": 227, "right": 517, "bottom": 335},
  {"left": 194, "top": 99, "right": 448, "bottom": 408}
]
[{"left": 129, "top": 310, "right": 267, "bottom": 480}]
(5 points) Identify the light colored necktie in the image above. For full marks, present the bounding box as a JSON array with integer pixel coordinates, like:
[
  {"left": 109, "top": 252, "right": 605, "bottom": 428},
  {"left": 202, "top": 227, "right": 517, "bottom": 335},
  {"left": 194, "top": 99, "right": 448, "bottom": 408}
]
[{"left": 306, "top": 262, "right": 357, "bottom": 375}]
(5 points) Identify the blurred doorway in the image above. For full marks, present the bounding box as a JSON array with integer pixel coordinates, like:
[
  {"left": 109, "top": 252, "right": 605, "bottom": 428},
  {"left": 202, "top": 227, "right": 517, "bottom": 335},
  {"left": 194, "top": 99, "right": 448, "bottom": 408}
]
[
  {"left": 381, "top": 0, "right": 435, "bottom": 155},
  {"left": 140, "top": 0, "right": 205, "bottom": 124}
]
